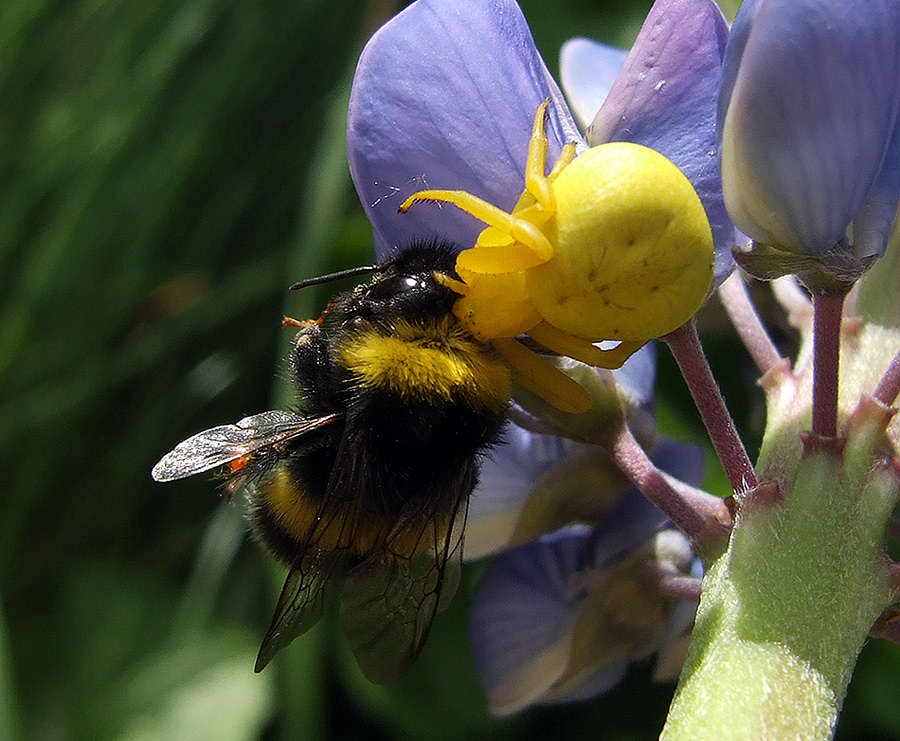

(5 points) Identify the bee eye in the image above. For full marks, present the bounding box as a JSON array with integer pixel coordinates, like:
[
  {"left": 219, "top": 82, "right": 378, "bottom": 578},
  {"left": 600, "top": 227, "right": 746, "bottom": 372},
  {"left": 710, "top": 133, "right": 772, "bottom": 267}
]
[{"left": 368, "top": 274, "right": 425, "bottom": 300}]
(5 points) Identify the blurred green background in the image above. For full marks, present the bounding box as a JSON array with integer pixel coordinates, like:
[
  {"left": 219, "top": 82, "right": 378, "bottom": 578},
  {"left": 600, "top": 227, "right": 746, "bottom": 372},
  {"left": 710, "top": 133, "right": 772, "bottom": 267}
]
[{"left": 4, "top": 0, "right": 899, "bottom": 738}]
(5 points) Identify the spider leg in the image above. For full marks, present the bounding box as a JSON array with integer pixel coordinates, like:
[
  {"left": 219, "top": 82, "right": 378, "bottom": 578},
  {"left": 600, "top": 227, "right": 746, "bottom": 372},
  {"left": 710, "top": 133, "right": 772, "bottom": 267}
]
[
  {"left": 527, "top": 322, "right": 646, "bottom": 369},
  {"left": 399, "top": 189, "right": 554, "bottom": 264},
  {"left": 548, "top": 142, "right": 576, "bottom": 181},
  {"left": 492, "top": 337, "right": 592, "bottom": 414}
]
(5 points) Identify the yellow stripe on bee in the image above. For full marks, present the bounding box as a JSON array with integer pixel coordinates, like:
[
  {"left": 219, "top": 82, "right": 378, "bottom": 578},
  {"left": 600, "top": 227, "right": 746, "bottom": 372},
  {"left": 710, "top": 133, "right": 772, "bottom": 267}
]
[
  {"left": 264, "top": 467, "right": 447, "bottom": 556},
  {"left": 338, "top": 317, "right": 510, "bottom": 409},
  {"left": 264, "top": 468, "right": 379, "bottom": 553}
]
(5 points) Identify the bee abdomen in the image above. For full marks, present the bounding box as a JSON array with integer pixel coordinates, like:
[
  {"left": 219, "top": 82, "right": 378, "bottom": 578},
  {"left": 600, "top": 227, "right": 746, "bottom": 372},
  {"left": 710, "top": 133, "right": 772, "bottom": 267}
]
[
  {"left": 250, "top": 465, "right": 460, "bottom": 564},
  {"left": 336, "top": 318, "right": 510, "bottom": 412}
]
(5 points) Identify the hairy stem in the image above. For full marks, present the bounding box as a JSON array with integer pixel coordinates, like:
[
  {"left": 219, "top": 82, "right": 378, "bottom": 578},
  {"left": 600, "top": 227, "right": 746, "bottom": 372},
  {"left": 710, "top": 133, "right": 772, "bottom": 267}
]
[
  {"left": 771, "top": 275, "right": 813, "bottom": 330},
  {"left": 718, "top": 272, "right": 782, "bottom": 374},
  {"left": 811, "top": 291, "right": 847, "bottom": 438},
  {"left": 664, "top": 322, "right": 758, "bottom": 494},
  {"left": 610, "top": 425, "right": 731, "bottom": 557},
  {"left": 874, "top": 347, "right": 900, "bottom": 406},
  {"left": 663, "top": 399, "right": 899, "bottom": 740}
]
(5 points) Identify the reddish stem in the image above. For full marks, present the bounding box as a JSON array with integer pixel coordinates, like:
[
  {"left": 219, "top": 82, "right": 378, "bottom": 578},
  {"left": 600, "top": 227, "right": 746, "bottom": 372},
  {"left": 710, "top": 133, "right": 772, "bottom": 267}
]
[
  {"left": 653, "top": 573, "right": 703, "bottom": 602},
  {"left": 610, "top": 425, "right": 732, "bottom": 558},
  {"left": 664, "top": 322, "right": 758, "bottom": 494},
  {"left": 771, "top": 275, "right": 813, "bottom": 330},
  {"left": 874, "top": 348, "right": 900, "bottom": 407},
  {"left": 718, "top": 272, "right": 783, "bottom": 375},
  {"left": 811, "top": 291, "right": 847, "bottom": 438}
]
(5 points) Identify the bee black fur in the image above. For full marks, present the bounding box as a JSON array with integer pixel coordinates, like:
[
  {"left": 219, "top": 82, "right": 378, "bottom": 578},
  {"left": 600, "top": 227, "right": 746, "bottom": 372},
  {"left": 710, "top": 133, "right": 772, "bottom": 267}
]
[{"left": 152, "top": 240, "right": 510, "bottom": 683}]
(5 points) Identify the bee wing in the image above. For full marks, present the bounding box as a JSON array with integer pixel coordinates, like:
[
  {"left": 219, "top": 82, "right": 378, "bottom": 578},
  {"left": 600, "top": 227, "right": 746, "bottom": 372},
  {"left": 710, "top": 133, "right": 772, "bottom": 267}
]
[
  {"left": 253, "top": 548, "right": 347, "bottom": 672},
  {"left": 151, "top": 411, "right": 340, "bottom": 482},
  {"left": 313, "top": 412, "right": 475, "bottom": 683},
  {"left": 250, "top": 405, "right": 475, "bottom": 679},
  {"left": 252, "top": 485, "right": 373, "bottom": 671},
  {"left": 338, "top": 497, "right": 468, "bottom": 684}
]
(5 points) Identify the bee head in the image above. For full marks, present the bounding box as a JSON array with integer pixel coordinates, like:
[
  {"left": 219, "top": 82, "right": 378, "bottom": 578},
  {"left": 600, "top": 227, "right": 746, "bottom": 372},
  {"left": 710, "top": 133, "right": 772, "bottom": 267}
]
[{"left": 336, "top": 240, "right": 463, "bottom": 326}]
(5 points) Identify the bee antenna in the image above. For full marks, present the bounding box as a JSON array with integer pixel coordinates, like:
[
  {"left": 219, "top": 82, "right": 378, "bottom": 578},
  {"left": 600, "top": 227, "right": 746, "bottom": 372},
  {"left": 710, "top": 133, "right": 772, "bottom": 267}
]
[{"left": 289, "top": 264, "right": 378, "bottom": 291}]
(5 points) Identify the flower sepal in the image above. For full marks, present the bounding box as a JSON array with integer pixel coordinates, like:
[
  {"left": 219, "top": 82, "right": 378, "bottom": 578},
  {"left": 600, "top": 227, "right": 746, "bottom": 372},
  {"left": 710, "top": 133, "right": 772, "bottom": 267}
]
[{"left": 733, "top": 241, "right": 878, "bottom": 294}]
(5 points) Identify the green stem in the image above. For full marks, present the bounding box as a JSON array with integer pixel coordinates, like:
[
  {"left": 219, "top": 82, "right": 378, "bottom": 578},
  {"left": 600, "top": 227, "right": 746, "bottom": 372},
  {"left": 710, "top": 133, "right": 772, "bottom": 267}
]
[{"left": 661, "top": 399, "right": 898, "bottom": 739}]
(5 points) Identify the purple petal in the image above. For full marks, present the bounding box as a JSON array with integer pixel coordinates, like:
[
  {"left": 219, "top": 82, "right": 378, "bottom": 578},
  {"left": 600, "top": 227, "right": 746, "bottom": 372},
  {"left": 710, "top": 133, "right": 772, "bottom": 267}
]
[
  {"left": 720, "top": 0, "right": 900, "bottom": 255},
  {"left": 469, "top": 526, "right": 590, "bottom": 713},
  {"left": 466, "top": 423, "right": 628, "bottom": 559},
  {"left": 549, "top": 663, "right": 629, "bottom": 704},
  {"left": 584, "top": 487, "right": 670, "bottom": 568},
  {"left": 854, "top": 122, "right": 900, "bottom": 258},
  {"left": 559, "top": 38, "right": 628, "bottom": 130},
  {"left": 651, "top": 437, "right": 706, "bottom": 488},
  {"left": 470, "top": 423, "right": 588, "bottom": 519},
  {"left": 612, "top": 342, "right": 656, "bottom": 410},
  {"left": 587, "top": 0, "right": 735, "bottom": 284},
  {"left": 716, "top": 0, "right": 758, "bottom": 135},
  {"left": 347, "top": 0, "right": 582, "bottom": 260},
  {"left": 470, "top": 486, "right": 698, "bottom": 711}
]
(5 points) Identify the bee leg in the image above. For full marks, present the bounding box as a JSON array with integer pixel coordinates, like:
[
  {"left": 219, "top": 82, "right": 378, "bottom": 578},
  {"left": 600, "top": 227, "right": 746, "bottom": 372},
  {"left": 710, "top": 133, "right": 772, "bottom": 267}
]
[
  {"left": 282, "top": 316, "right": 317, "bottom": 328},
  {"left": 289, "top": 322, "right": 336, "bottom": 398}
]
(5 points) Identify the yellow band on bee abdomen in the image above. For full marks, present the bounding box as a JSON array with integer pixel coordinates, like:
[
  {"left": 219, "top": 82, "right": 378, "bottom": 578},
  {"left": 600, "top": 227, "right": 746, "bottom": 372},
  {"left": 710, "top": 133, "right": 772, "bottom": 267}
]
[
  {"left": 337, "top": 318, "right": 509, "bottom": 409},
  {"left": 262, "top": 467, "right": 453, "bottom": 557},
  {"left": 263, "top": 467, "right": 384, "bottom": 554}
]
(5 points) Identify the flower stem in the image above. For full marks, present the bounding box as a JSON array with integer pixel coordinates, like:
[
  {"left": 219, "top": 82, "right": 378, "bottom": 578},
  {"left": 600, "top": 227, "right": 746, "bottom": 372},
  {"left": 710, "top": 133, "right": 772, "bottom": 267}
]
[
  {"left": 663, "top": 399, "right": 899, "bottom": 740},
  {"left": 664, "top": 322, "right": 758, "bottom": 494},
  {"left": 718, "top": 272, "right": 782, "bottom": 374},
  {"left": 652, "top": 572, "right": 702, "bottom": 602},
  {"left": 873, "top": 347, "right": 900, "bottom": 406},
  {"left": 610, "top": 425, "right": 731, "bottom": 557},
  {"left": 811, "top": 291, "right": 847, "bottom": 438},
  {"left": 771, "top": 275, "right": 813, "bottom": 329}
]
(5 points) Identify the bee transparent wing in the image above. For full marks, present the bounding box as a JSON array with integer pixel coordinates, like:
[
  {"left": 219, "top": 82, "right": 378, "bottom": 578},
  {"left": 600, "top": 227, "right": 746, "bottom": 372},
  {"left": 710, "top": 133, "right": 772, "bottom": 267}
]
[
  {"left": 254, "top": 549, "right": 347, "bottom": 672},
  {"left": 339, "top": 500, "right": 467, "bottom": 684},
  {"left": 151, "top": 410, "right": 340, "bottom": 481},
  {"left": 250, "top": 420, "right": 380, "bottom": 672}
]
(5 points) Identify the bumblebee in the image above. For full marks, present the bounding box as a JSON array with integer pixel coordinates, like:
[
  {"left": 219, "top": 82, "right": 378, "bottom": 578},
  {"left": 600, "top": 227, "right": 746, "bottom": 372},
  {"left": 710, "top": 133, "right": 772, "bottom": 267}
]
[{"left": 152, "top": 241, "right": 510, "bottom": 683}]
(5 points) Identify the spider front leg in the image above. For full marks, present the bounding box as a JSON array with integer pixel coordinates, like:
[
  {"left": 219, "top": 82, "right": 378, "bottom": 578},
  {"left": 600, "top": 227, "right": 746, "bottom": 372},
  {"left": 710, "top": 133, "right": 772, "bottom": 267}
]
[
  {"left": 524, "top": 98, "right": 573, "bottom": 214},
  {"left": 526, "top": 321, "right": 645, "bottom": 369},
  {"left": 398, "top": 99, "right": 576, "bottom": 274},
  {"left": 397, "top": 189, "right": 554, "bottom": 266}
]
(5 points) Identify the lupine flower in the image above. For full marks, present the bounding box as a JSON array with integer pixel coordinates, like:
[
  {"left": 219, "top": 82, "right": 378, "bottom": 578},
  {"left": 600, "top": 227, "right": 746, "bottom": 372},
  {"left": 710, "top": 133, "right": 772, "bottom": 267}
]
[
  {"left": 348, "top": 0, "right": 735, "bottom": 280},
  {"left": 469, "top": 487, "right": 702, "bottom": 716},
  {"left": 465, "top": 346, "right": 658, "bottom": 560},
  {"left": 719, "top": 0, "right": 900, "bottom": 261},
  {"left": 467, "top": 346, "right": 705, "bottom": 713},
  {"left": 346, "top": 0, "right": 726, "bottom": 709},
  {"left": 348, "top": 0, "right": 580, "bottom": 261}
]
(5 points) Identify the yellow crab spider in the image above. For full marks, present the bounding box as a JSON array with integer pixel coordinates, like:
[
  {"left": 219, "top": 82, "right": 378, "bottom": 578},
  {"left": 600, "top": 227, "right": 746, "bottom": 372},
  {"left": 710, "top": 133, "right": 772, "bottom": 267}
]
[{"left": 399, "top": 100, "right": 715, "bottom": 414}]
